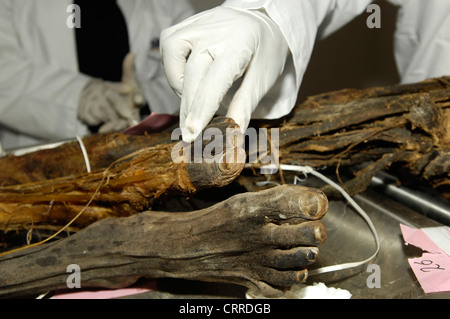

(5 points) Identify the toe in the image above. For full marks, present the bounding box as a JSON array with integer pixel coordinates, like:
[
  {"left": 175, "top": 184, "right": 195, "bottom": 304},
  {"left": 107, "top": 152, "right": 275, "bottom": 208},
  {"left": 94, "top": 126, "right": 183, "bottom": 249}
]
[
  {"left": 259, "top": 268, "right": 308, "bottom": 287},
  {"left": 296, "top": 187, "right": 328, "bottom": 220},
  {"left": 263, "top": 221, "right": 327, "bottom": 247},
  {"left": 251, "top": 185, "right": 328, "bottom": 221},
  {"left": 264, "top": 247, "right": 319, "bottom": 269}
]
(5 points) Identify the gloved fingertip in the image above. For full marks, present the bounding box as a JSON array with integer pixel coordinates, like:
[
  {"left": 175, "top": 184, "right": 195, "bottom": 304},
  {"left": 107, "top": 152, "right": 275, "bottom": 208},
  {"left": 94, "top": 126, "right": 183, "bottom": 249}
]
[
  {"left": 98, "top": 123, "right": 111, "bottom": 134},
  {"left": 183, "top": 117, "right": 205, "bottom": 143},
  {"left": 226, "top": 115, "right": 248, "bottom": 135},
  {"left": 179, "top": 125, "right": 199, "bottom": 144},
  {"left": 181, "top": 131, "right": 195, "bottom": 144},
  {"left": 124, "top": 52, "right": 136, "bottom": 64},
  {"left": 133, "top": 94, "right": 145, "bottom": 106},
  {"left": 238, "top": 119, "right": 250, "bottom": 134},
  {"left": 119, "top": 83, "right": 134, "bottom": 94}
]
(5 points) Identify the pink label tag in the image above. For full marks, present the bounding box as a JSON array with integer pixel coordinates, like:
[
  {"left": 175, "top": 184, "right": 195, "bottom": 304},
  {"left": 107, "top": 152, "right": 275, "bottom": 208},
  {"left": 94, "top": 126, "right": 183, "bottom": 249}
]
[
  {"left": 407, "top": 253, "right": 450, "bottom": 294},
  {"left": 400, "top": 224, "right": 450, "bottom": 294},
  {"left": 53, "top": 280, "right": 156, "bottom": 299}
]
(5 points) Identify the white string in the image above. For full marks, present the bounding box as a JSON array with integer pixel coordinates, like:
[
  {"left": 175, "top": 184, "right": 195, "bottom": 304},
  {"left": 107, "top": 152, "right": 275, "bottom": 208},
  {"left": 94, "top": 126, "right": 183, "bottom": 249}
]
[
  {"left": 259, "top": 164, "right": 380, "bottom": 276},
  {"left": 36, "top": 291, "right": 50, "bottom": 299},
  {"left": 76, "top": 136, "right": 91, "bottom": 173}
]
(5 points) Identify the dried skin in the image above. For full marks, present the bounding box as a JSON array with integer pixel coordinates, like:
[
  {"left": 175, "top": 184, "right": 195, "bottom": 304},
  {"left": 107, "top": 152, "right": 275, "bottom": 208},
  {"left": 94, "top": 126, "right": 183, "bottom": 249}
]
[
  {"left": 0, "top": 132, "right": 173, "bottom": 186},
  {"left": 249, "top": 76, "right": 450, "bottom": 198},
  {"left": 0, "top": 185, "right": 328, "bottom": 298},
  {"left": 0, "top": 118, "right": 244, "bottom": 232}
]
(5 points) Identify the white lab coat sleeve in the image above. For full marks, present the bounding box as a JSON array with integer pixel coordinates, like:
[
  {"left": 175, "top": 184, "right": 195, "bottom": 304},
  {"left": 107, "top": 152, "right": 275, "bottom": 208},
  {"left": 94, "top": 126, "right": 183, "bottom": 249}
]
[
  {"left": 0, "top": 0, "right": 90, "bottom": 147},
  {"left": 388, "top": 0, "right": 450, "bottom": 83},
  {"left": 222, "top": 0, "right": 371, "bottom": 120}
]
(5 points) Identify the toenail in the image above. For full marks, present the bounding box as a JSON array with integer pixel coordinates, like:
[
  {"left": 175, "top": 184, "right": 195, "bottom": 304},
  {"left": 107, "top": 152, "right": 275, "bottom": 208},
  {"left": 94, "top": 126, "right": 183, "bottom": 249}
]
[
  {"left": 298, "top": 191, "right": 328, "bottom": 218},
  {"left": 299, "top": 192, "right": 318, "bottom": 216},
  {"left": 296, "top": 271, "right": 308, "bottom": 282},
  {"left": 307, "top": 248, "right": 318, "bottom": 261},
  {"left": 314, "top": 224, "right": 327, "bottom": 243}
]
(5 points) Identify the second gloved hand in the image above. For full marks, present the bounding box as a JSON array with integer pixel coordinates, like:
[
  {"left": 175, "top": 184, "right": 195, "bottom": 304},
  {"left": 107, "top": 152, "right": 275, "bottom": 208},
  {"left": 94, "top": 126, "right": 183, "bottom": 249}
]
[
  {"left": 160, "top": 6, "right": 290, "bottom": 142},
  {"left": 77, "top": 79, "right": 141, "bottom": 133},
  {"left": 77, "top": 53, "right": 146, "bottom": 133}
]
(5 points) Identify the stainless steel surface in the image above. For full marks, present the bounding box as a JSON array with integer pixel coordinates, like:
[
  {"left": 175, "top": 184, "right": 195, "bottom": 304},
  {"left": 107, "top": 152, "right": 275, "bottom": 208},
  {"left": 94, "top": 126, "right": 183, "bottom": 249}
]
[
  {"left": 371, "top": 172, "right": 450, "bottom": 226},
  {"left": 307, "top": 187, "right": 449, "bottom": 299}
]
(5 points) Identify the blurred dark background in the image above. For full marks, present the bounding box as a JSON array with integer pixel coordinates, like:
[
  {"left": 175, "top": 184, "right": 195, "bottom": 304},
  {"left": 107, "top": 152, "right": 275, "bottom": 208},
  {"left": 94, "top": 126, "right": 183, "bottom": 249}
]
[{"left": 298, "top": 0, "right": 399, "bottom": 101}]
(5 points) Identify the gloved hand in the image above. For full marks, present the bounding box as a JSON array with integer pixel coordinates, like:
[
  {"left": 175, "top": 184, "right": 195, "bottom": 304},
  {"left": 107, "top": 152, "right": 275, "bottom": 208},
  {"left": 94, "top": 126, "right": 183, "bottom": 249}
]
[
  {"left": 78, "top": 53, "right": 146, "bottom": 133},
  {"left": 160, "top": 6, "right": 289, "bottom": 142}
]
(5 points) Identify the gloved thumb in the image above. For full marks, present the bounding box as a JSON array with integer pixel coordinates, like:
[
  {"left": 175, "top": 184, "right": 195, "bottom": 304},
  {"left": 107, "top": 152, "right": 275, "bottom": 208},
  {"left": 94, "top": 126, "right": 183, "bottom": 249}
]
[
  {"left": 120, "top": 52, "right": 145, "bottom": 106},
  {"left": 121, "top": 53, "right": 136, "bottom": 86}
]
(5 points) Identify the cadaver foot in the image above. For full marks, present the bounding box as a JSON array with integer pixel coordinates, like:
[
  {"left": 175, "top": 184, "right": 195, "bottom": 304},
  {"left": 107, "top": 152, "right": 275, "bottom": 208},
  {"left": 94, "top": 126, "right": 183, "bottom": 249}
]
[{"left": 0, "top": 184, "right": 328, "bottom": 298}]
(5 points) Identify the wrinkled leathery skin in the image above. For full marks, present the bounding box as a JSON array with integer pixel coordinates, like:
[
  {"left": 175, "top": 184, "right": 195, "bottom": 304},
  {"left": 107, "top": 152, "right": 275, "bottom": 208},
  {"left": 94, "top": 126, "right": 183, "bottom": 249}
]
[
  {"left": 207, "top": 184, "right": 328, "bottom": 297},
  {"left": 0, "top": 184, "right": 328, "bottom": 298}
]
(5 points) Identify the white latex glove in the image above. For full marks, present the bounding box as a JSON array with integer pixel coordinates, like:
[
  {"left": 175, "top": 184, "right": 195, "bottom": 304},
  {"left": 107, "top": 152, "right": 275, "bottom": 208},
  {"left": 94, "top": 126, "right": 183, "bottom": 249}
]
[
  {"left": 160, "top": 6, "right": 289, "bottom": 142},
  {"left": 78, "top": 53, "right": 146, "bottom": 133},
  {"left": 121, "top": 53, "right": 146, "bottom": 107}
]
